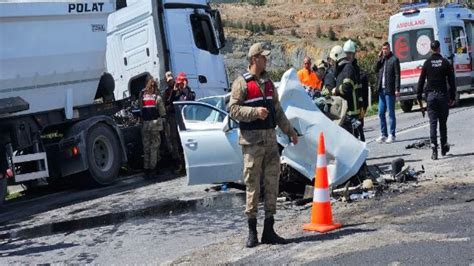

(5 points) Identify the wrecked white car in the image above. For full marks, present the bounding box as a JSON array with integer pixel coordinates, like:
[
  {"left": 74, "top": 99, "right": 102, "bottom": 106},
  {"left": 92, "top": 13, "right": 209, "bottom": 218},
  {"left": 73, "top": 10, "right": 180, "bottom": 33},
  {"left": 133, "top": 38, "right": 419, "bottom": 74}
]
[{"left": 173, "top": 69, "right": 368, "bottom": 188}]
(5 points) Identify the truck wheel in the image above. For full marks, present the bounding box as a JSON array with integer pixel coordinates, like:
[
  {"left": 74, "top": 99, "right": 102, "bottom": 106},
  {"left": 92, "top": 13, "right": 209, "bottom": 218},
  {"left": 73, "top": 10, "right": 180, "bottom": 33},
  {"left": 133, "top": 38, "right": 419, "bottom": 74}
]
[
  {"left": 400, "top": 100, "right": 413, "bottom": 113},
  {"left": 0, "top": 177, "right": 6, "bottom": 206},
  {"left": 85, "top": 123, "right": 121, "bottom": 186}
]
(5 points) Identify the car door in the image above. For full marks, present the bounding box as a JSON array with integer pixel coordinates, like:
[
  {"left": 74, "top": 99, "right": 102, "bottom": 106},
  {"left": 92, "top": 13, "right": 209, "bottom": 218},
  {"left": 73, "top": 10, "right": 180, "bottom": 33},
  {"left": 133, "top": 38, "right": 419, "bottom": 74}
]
[{"left": 173, "top": 101, "right": 243, "bottom": 185}]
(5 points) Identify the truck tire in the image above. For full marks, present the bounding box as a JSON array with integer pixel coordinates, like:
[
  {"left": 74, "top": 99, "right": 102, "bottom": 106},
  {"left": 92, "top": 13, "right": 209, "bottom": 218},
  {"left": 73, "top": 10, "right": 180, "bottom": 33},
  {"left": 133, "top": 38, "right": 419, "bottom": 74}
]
[
  {"left": 400, "top": 100, "right": 413, "bottom": 113},
  {"left": 85, "top": 123, "right": 121, "bottom": 186}
]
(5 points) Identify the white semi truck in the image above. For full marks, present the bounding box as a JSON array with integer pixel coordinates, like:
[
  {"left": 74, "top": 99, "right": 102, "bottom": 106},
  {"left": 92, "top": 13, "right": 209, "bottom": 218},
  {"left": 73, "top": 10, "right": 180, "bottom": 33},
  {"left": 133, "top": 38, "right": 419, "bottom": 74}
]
[{"left": 0, "top": 0, "right": 228, "bottom": 203}]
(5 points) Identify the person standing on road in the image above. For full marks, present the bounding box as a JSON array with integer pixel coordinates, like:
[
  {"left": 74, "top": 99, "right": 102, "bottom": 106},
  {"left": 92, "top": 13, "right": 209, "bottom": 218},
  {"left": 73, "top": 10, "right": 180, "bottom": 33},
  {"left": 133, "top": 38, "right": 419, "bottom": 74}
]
[
  {"left": 344, "top": 39, "right": 368, "bottom": 141},
  {"left": 331, "top": 45, "right": 363, "bottom": 137},
  {"left": 163, "top": 71, "right": 184, "bottom": 174},
  {"left": 375, "top": 42, "right": 400, "bottom": 144},
  {"left": 175, "top": 72, "right": 196, "bottom": 101},
  {"left": 140, "top": 77, "right": 166, "bottom": 178},
  {"left": 229, "top": 42, "right": 298, "bottom": 248},
  {"left": 417, "top": 40, "right": 456, "bottom": 160}
]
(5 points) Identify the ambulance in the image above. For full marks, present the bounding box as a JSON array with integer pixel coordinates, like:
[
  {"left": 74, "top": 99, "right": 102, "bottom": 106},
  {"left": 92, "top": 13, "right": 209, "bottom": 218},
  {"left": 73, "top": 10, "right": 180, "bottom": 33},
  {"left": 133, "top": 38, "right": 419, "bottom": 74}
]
[{"left": 388, "top": 3, "right": 474, "bottom": 112}]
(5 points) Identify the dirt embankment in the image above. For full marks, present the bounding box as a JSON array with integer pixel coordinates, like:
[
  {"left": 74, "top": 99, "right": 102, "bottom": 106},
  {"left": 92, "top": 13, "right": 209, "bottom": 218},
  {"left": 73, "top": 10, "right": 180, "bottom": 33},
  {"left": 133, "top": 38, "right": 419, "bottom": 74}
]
[{"left": 216, "top": 2, "right": 399, "bottom": 81}]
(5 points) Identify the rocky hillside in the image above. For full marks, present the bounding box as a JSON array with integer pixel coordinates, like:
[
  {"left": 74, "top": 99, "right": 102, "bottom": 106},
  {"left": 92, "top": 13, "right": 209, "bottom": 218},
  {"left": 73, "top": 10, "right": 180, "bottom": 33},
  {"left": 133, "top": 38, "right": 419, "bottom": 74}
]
[{"left": 215, "top": 1, "right": 399, "bottom": 82}]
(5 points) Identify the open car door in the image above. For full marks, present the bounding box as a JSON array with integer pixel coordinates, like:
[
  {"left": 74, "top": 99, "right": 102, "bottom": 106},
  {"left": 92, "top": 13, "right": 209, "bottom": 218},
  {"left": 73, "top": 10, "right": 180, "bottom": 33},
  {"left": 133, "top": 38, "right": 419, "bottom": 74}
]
[{"left": 173, "top": 101, "right": 243, "bottom": 185}]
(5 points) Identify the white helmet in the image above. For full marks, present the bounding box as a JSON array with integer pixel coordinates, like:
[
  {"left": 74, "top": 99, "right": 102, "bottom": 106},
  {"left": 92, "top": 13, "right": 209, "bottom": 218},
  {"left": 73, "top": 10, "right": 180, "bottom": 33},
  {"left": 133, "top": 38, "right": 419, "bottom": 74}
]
[
  {"left": 343, "top": 39, "right": 357, "bottom": 53},
  {"left": 329, "top": 45, "right": 346, "bottom": 62}
]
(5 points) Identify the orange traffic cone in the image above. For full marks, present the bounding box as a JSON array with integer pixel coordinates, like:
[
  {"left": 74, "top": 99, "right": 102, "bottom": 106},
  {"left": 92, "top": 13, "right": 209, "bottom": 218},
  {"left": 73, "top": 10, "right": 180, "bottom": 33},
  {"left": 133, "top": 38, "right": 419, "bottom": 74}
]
[{"left": 303, "top": 132, "right": 342, "bottom": 233}]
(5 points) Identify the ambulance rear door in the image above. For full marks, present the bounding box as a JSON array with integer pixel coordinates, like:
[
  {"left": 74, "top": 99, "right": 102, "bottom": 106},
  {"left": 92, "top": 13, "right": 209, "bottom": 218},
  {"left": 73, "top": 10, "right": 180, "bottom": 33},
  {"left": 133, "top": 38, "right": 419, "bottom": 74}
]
[
  {"left": 448, "top": 23, "right": 471, "bottom": 92},
  {"left": 392, "top": 27, "right": 435, "bottom": 94},
  {"left": 462, "top": 19, "right": 474, "bottom": 89}
]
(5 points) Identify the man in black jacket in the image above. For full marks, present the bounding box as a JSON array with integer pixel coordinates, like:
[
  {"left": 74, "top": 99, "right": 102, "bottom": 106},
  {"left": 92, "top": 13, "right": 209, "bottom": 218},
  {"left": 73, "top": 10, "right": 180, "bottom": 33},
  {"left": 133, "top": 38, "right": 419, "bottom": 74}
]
[
  {"left": 332, "top": 45, "right": 362, "bottom": 136},
  {"left": 375, "top": 42, "right": 400, "bottom": 144},
  {"left": 417, "top": 40, "right": 456, "bottom": 160}
]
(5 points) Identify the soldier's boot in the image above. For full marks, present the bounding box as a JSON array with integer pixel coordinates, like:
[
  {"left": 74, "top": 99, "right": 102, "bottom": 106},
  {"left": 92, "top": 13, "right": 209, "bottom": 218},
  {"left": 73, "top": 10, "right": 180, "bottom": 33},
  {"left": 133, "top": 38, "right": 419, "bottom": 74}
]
[
  {"left": 246, "top": 218, "right": 258, "bottom": 248},
  {"left": 261, "top": 216, "right": 287, "bottom": 245},
  {"left": 441, "top": 144, "right": 450, "bottom": 156},
  {"left": 431, "top": 148, "right": 438, "bottom": 160}
]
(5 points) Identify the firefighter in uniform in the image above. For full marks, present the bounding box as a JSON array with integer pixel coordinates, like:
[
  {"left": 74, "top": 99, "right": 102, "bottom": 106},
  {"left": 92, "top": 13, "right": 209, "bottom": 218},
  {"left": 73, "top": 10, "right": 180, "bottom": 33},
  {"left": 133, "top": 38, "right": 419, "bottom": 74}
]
[
  {"left": 140, "top": 77, "right": 166, "bottom": 178},
  {"left": 344, "top": 39, "right": 368, "bottom": 141},
  {"left": 417, "top": 40, "right": 456, "bottom": 160},
  {"left": 229, "top": 42, "right": 298, "bottom": 248},
  {"left": 331, "top": 45, "right": 363, "bottom": 136}
]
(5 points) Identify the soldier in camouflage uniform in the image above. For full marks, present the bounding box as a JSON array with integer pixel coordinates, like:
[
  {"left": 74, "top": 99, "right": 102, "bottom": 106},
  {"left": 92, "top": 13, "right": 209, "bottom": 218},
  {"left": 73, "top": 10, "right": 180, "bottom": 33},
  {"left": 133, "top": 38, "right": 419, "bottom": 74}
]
[
  {"left": 229, "top": 42, "right": 298, "bottom": 248},
  {"left": 140, "top": 77, "right": 166, "bottom": 178}
]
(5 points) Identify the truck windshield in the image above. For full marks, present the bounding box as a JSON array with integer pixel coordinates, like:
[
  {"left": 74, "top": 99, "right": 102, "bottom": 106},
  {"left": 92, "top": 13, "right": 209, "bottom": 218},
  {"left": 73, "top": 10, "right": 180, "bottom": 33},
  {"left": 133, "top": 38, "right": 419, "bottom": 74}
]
[{"left": 393, "top": 28, "right": 434, "bottom": 63}]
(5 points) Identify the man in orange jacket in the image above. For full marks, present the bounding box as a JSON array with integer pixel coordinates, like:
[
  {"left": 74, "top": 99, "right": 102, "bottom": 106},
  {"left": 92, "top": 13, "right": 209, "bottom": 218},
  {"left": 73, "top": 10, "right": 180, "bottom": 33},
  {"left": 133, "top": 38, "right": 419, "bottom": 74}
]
[{"left": 297, "top": 57, "right": 322, "bottom": 92}]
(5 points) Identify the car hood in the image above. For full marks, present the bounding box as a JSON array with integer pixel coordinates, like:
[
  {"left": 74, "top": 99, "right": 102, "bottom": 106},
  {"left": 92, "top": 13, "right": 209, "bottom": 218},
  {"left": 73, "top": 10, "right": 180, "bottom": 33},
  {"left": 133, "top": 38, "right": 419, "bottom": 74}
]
[{"left": 276, "top": 68, "right": 369, "bottom": 187}]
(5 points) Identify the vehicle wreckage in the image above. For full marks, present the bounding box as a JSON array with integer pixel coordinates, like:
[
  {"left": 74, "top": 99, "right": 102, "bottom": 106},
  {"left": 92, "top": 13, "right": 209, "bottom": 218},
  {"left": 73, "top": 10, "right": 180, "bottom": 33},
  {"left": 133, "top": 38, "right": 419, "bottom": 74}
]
[{"left": 173, "top": 68, "right": 369, "bottom": 188}]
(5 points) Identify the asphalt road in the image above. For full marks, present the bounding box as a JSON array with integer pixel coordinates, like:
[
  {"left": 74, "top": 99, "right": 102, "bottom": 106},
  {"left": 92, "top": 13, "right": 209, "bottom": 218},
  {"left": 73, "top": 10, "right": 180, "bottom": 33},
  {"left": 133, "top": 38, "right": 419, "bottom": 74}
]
[{"left": 0, "top": 95, "right": 473, "bottom": 264}]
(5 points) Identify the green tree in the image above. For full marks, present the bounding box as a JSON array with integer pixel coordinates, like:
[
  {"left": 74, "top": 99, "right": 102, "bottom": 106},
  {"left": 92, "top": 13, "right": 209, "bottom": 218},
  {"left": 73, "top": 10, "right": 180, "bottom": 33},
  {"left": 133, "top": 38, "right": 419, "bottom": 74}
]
[
  {"left": 358, "top": 51, "right": 378, "bottom": 92},
  {"left": 253, "top": 23, "right": 261, "bottom": 33},
  {"left": 266, "top": 24, "right": 274, "bottom": 35},
  {"left": 260, "top": 22, "right": 266, "bottom": 32},
  {"left": 245, "top": 21, "right": 252, "bottom": 31}
]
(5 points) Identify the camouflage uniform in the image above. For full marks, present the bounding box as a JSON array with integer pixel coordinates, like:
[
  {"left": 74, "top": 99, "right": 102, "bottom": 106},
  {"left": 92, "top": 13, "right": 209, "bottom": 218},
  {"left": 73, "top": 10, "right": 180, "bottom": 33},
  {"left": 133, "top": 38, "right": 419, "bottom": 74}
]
[
  {"left": 140, "top": 92, "right": 166, "bottom": 171},
  {"left": 229, "top": 71, "right": 295, "bottom": 219}
]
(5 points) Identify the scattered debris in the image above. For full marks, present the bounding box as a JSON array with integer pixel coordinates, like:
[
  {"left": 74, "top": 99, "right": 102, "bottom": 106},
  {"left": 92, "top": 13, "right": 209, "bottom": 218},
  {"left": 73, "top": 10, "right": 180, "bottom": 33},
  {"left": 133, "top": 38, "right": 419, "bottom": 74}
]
[
  {"left": 362, "top": 179, "right": 374, "bottom": 190},
  {"left": 391, "top": 158, "right": 405, "bottom": 177},
  {"left": 205, "top": 182, "right": 246, "bottom": 192},
  {"left": 303, "top": 185, "right": 314, "bottom": 199},
  {"left": 405, "top": 138, "right": 431, "bottom": 149},
  {"left": 277, "top": 197, "right": 287, "bottom": 202},
  {"left": 394, "top": 166, "right": 425, "bottom": 183},
  {"left": 349, "top": 190, "right": 376, "bottom": 201}
]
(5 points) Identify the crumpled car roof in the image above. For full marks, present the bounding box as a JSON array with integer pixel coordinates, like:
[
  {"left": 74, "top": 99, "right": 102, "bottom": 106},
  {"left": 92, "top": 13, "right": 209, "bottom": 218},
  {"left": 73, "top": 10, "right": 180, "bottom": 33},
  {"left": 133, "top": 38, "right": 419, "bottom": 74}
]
[{"left": 276, "top": 68, "right": 369, "bottom": 187}]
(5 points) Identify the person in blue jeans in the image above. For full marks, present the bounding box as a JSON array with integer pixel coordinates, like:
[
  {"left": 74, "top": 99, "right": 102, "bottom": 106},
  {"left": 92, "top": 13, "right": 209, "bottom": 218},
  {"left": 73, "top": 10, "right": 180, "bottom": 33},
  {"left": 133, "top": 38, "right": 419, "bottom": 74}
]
[{"left": 375, "top": 42, "right": 400, "bottom": 143}]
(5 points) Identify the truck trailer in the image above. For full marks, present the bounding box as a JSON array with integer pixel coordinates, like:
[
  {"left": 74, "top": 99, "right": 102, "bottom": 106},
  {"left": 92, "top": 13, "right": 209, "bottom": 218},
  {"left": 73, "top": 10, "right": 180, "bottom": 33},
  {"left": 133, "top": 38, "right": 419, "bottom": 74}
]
[{"left": 0, "top": 0, "right": 228, "bottom": 204}]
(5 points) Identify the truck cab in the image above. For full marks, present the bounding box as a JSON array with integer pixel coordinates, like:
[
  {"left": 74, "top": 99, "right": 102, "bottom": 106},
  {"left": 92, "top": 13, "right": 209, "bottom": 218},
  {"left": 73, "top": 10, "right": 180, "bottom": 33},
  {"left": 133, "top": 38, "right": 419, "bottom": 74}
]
[
  {"left": 106, "top": 0, "right": 228, "bottom": 101},
  {"left": 389, "top": 3, "right": 474, "bottom": 112}
]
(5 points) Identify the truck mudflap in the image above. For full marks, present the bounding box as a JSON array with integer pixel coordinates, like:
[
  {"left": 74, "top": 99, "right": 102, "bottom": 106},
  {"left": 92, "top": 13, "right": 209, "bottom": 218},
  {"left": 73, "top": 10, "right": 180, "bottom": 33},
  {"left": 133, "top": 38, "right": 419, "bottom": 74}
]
[{"left": 276, "top": 68, "right": 369, "bottom": 188}]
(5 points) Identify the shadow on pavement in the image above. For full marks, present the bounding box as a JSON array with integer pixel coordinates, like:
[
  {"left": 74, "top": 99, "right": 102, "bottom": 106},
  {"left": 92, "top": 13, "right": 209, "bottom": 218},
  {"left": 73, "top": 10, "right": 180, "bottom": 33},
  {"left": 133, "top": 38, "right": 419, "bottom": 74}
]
[
  {"left": 0, "top": 242, "right": 79, "bottom": 257},
  {"left": 0, "top": 172, "right": 180, "bottom": 225},
  {"left": 440, "top": 152, "right": 474, "bottom": 159},
  {"left": 0, "top": 192, "right": 246, "bottom": 242},
  {"left": 367, "top": 154, "right": 410, "bottom": 161},
  {"left": 287, "top": 226, "right": 376, "bottom": 244},
  {"left": 394, "top": 137, "right": 429, "bottom": 143}
]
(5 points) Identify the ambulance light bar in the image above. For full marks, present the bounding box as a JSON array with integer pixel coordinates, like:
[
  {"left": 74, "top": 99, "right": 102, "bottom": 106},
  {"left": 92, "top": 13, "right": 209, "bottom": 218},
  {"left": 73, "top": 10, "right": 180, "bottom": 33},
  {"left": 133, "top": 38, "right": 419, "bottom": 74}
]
[{"left": 400, "top": 2, "right": 429, "bottom": 12}]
